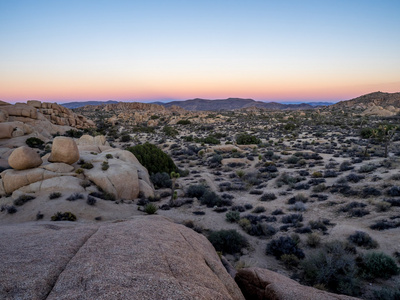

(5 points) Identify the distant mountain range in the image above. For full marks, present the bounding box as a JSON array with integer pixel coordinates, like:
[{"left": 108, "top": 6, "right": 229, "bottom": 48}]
[
  {"left": 61, "top": 100, "right": 118, "bottom": 109},
  {"left": 159, "top": 98, "right": 317, "bottom": 111}
]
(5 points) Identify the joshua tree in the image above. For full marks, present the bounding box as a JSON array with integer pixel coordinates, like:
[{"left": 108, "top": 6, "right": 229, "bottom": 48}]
[
  {"left": 361, "top": 125, "right": 398, "bottom": 158},
  {"left": 170, "top": 171, "right": 180, "bottom": 206}
]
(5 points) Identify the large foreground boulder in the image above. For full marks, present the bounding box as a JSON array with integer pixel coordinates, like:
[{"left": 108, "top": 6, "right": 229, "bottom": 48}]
[
  {"left": 8, "top": 146, "right": 42, "bottom": 170},
  {"left": 235, "top": 268, "right": 358, "bottom": 300},
  {"left": 0, "top": 216, "right": 244, "bottom": 300},
  {"left": 48, "top": 137, "right": 79, "bottom": 165}
]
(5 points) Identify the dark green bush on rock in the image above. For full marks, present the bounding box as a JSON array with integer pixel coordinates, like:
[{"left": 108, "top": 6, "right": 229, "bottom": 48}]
[
  {"left": 51, "top": 212, "right": 77, "bottom": 221},
  {"left": 127, "top": 142, "right": 177, "bottom": 175},
  {"left": 25, "top": 137, "right": 44, "bottom": 148},
  {"left": 208, "top": 229, "right": 248, "bottom": 255}
]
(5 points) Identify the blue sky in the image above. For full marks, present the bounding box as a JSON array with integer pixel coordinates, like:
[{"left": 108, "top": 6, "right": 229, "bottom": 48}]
[{"left": 0, "top": 0, "right": 399, "bottom": 102}]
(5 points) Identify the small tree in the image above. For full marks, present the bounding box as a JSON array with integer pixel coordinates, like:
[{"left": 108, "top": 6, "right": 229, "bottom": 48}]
[
  {"left": 170, "top": 171, "right": 180, "bottom": 206},
  {"left": 361, "top": 125, "right": 398, "bottom": 158}
]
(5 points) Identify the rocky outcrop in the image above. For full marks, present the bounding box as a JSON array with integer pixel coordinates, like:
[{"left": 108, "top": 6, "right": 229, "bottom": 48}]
[
  {"left": 0, "top": 216, "right": 245, "bottom": 300},
  {"left": 235, "top": 268, "right": 359, "bottom": 300},
  {"left": 8, "top": 146, "right": 42, "bottom": 170},
  {"left": 48, "top": 137, "right": 80, "bottom": 165},
  {"left": 0, "top": 101, "right": 95, "bottom": 139},
  {"left": 103, "top": 102, "right": 166, "bottom": 112},
  {"left": 361, "top": 105, "right": 400, "bottom": 117}
]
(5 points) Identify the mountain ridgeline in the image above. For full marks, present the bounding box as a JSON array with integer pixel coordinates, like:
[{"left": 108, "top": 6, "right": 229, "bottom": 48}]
[{"left": 160, "top": 98, "right": 315, "bottom": 111}]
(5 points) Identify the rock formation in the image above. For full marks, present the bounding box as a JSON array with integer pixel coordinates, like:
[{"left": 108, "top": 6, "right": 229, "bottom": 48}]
[
  {"left": 7, "top": 146, "right": 42, "bottom": 170},
  {"left": 48, "top": 137, "right": 80, "bottom": 165},
  {"left": 0, "top": 216, "right": 245, "bottom": 300},
  {"left": 235, "top": 268, "right": 359, "bottom": 300},
  {"left": 0, "top": 101, "right": 94, "bottom": 139}
]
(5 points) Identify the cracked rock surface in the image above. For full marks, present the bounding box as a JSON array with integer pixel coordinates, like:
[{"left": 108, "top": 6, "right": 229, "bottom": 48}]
[{"left": 0, "top": 216, "right": 244, "bottom": 300}]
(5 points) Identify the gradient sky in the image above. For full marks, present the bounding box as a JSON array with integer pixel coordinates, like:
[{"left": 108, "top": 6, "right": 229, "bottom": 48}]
[{"left": 1, "top": 0, "right": 399, "bottom": 103}]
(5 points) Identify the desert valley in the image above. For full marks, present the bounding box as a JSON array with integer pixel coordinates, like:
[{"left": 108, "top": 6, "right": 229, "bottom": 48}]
[{"left": 1, "top": 92, "right": 400, "bottom": 299}]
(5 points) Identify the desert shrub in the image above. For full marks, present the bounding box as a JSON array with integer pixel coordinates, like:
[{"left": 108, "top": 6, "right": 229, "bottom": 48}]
[
  {"left": 308, "top": 220, "right": 328, "bottom": 232},
  {"left": 358, "top": 163, "right": 377, "bottom": 173},
  {"left": 361, "top": 187, "right": 381, "bottom": 197},
  {"left": 312, "top": 183, "right": 326, "bottom": 193},
  {"left": 13, "top": 195, "right": 35, "bottom": 206},
  {"left": 282, "top": 214, "right": 303, "bottom": 224},
  {"left": 287, "top": 193, "right": 308, "bottom": 204},
  {"left": 200, "top": 191, "right": 231, "bottom": 207},
  {"left": 86, "top": 196, "right": 97, "bottom": 206},
  {"left": 36, "top": 211, "right": 44, "bottom": 220},
  {"left": 49, "top": 192, "right": 62, "bottom": 199},
  {"left": 359, "top": 252, "right": 399, "bottom": 279},
  {"left": 105, "top": 154, "right": 113, "bottom": 159},
  {"left": 370, "top": 219, "right": 400, "bottom": 230},
  {"left": 249, "top": 189, "right": 263, "bottom": 195},
  {"left": 65, "top": 129, "right": 83, "bottom": 138},
  {"left": 272, "top": 209, "right": 284, "bottom": 215},
  {"left": 386, "top": 186, "right": 400, "bottom": 197},
  {"left": 306, "top": 233, "right": 321, "bottom": 248},
  {"left": 311, "top": 171, "right": 323, "bottom": 178},
  {"left": 207, "top": 230, "right": 248, "bottom": 254},
  {"left": 281, "top": 254, "right": 300, "bottom": 269},
  {"left": 384, "top": 198, "right": 400, "bottom": 207},
  {"left": 346, "top": 173, "right": 364, "bottom": 183},
  {"left": 51, "top": 212, "right": 77, "bottom": 221},
  {"left": 289, "top": 202, "right": 307, "bottom": 212},
  {"left": 301, "top": 241, "right": 360, "bottom": 296},
  {"left": 375, "top": 201, "right": 391, "bottom": 212},
  {"left": 225, "top": 211, "right": 240, "bottom": 223},
  {"left": 252, "top": 206, "right": 266, "bottom": 213},
  {"left": 177, "top": 119, "right": 191, "bottom": 125},
  {"left": 236, "top": 133, "right": 261, "bottom": 145},
  {"left": 25, "top": 137, "right": 44, "bottom": 148},
  {"left": 150, "top": 172, "right": 172, "bottom": 189},
  {"left": 244, "top": 203, "right": 253, "bottom": 210},
  {"left": 66, "top": 193, "right": 84, "bottom": 201},
  {"left": 287, "top": 156, "right": 300, "bottom": 164},
  {"left": 349, "top": 208, "right": 370, "bottom": 218},
  {"left": 89, "top": 191, "right": 115, "bottom": 201},
  {"left": 120, "top": 134, "right": 131, "bottom": 142},
  {"left": 373, "top": 288, "right": 400, "bottom": 300},
  {"left": 186, "top": 185, "right": 207, "bottom": 198},
  {"left": 339, "top": 161, "right": 353, "bottom": 171},
  {"left": 266, "top": 236, "right": 305, "bottom": 259},
  {"left": 81, "top": 162, "right": 94, "bottom": 169},
  {"left": 144, "top": 203, "right": 158, "bottom": 214},
  {"left": 101, "top": 161, "right": 109, "bottom": 171},
  {"left": 348, "top": 231, "right": 378, "bottom": 249},
  {"left": 2, "top": 205, "right": 17, "bottom": 214},
  {"left": 127, "top": 142, "right": 177, "bottom": 175},
  {"left": 162, "top": 126, "right": 178, "bottom": 137}
]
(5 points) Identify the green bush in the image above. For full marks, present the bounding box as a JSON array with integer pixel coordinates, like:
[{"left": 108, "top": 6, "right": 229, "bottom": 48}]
[
  {"left": 51, "top": 212, "right": 77, "bottom": 221},
  {"left": 208, "top": 229, "right": 248, "bottom": 255},
  {"left": 127, "top": 142, "right": 177, "bottom": 175},
  {"left": 225, "top": 211, "right": 240, "bottom": 223},
  {"left": 348, "top": 231, "right": 378, "bottom": 249},
  {"left": 49, "top": 192, "right": 62, "bottom": 200},
  {"left": 144, "top": 203, "right": 158, "bottom": 214},
  {"left": 177, "top": 119, "right": 191, "bottom": 125},
  {"left": 25, "top": 137, "right": 44, "bottom": 148},
  {"left": 150, "top": 172, "right": 172, "bottom": 189},
  {"left": 120, "top": 134, "right": 131, "bottom": 142},
  {"left": 301, "top": 241, "right": 361, "bottom": 296},
  {"left": 236, "top": 133, "right": 261, "bottom": 145},
  {"left": 101, "top": 161, "right": 109, "bottom": 171},
  {"left": 266, "top": 236, "right": 305, "bottom": 259},
  {"left": 14, "top": 195, "right": 35, "bottom": 206},
  {"left": 162, "top": 126, "right": 178, "bottom": 137},
  {"left": 360, "top": 252, "right": 399, "bottom": 279},
  {"left": 81, "top": 162, "right": 94, "bottom": 169},
  {"left": 186, "top": 185, "right": 207, "bottom": 198}
]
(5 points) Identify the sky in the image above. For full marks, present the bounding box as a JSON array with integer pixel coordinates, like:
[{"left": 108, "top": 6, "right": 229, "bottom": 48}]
[{"left": 0, "top": 0, "right": 399, "bottom": 103}]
